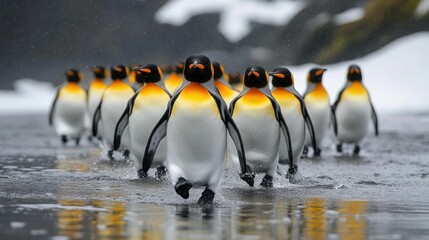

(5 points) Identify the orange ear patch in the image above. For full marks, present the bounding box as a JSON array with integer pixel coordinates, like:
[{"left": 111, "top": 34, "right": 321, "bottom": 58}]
[
  {"left": 273, "top": 73, "right": 285, "bottom": 79},
  {"left": 315, "top": 69, "right": 324, "bottom": 76},
  {"left": 140, "top": 68, "right": 151, "bottom": 73}
]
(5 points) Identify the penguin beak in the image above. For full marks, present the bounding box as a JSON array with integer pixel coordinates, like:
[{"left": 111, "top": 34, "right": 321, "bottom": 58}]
[
  {"left": 114, "top": 67, "right": 123, "bottom": 72},
  {"left": 139, "top": 68, "right": 151, "bottom": 73},
  {"left": 269, "top": 72, "right": 284, "bottom": 79},
  {"left": 189, "top": 62, "right": 205, "bottom": 70},
  {"left": 315, "top": 69, "right": 327, "bottom": 76},
  {"left": 248, "top": 70, "right": 260, "bottom": 78}
]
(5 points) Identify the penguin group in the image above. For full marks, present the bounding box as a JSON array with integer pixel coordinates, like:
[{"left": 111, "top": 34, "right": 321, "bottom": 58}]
[{"left": 49, "top": 55, "right": 378, "bottom": 205}]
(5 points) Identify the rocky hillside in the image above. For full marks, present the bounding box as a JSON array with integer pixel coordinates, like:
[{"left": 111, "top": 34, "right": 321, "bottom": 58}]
[{"left": 1, "top": 0, "right": 428, "bottom": 88}]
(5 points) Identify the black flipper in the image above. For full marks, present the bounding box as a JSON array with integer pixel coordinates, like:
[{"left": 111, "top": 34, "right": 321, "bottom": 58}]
[
  {"left": 48, "top": 88, "right": 61, "bottom": 126},
  {"left": 113, "top": 91, "right": 140, "bottom": 150},
  {"left": 205, "top": 84, "right": 247, "bottom": 174},
  {"left": 332, "top": 86, "right": 346, "bottom": 136},
  {"left": 263, "top": 91, "right": 294, "bottom": 164},
  {"left": 370, "top": 98, "right": 379, "bottom": 136},
  {"left": 141, "top": 84, "right": 187, "bottom": 173},
  {"left": 92, "top": 100, "right": 102, "bottom": 137},
  {"left": 293, "top": 93, "right": 317, "bottom": 151}
]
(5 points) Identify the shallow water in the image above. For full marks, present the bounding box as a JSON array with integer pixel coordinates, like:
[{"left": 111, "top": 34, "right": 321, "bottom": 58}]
[{"left": 0, "top": 114, "right": 429, "bottom": 239}]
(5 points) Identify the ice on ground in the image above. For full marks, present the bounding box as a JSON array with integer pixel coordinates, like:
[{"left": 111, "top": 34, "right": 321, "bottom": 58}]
[
  {"left": 17, "top": 204, "right": 106, "bottom": 212},
  {"left": 155, "top": 0, "right": 306, "bottom": 42},
  {"left": 10, "top": 222, "right": 26, "bottom": 228},
  {"left": 333, "top": 8, "right": 365, "bottom": 25}
]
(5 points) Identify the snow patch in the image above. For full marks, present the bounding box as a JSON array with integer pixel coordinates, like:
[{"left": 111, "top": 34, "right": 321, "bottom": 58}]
[
  {"left": 415, "top": 0, "right": 429, "bottom": 17},
  {"left": 288, "top": 32, "right": 429, "bottom": 114},
  {"left": 333, "top": 8, "right": 365, "bottom": 25},
  {"left": 155, "top": 0, "right": 306, "bottom": 42},
  {"left": 0, "top": 79, "right": 56, "bottom": 115}
]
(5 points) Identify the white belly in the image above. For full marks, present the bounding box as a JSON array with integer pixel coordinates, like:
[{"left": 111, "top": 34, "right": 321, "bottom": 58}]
[
  {"left": 167, "top": 105, "right": 226, "bottom": 188},
  {"left": 54, "top": 98, "right": 86, "bottom": 137},
  {"left": 129, "top": 105, "right": 167, "bottom": 170},
  {"left": 304, "top": 101, "right": 331, "bottom": 146},
  {"left": 279, "top": 106, "right": 305, "bottom": 165},
  {"left": 336, "top": 98, "right": 371, "bottom": 143},
  {"left": 101, "top": 98, "right": 130, "bottom": 148},
  {"left": 232, "top": 112, "right": 280, "bottom": 175}
]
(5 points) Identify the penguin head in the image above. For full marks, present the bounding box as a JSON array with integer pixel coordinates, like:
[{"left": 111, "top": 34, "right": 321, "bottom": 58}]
[
  {"left": 244, "top": 66, "right": 268, "bottom": 89},
  {"left": 111, "top": 65, "right": 128, "bottom": 80},
  {"left": 92, "top": 66, "right": 106, "bottom": 79},
  {"left": 347, "top": 64, "right": 362, "bottom": 82},
  {"left": 134, "top": 64, "right": 163, "bottom": 84},
  {"left": 228, "top": 71, "right": 242, "bottom": 85},
  {"left": 269, "top": 67, "right": 294, "bottom": 88},
  {"left": 174, "top": 62, "right": 185, "bottom": 74},
  {"left": 161, "top": 64, "right": 173, "bottom": 75},
  {"left": 212, "top": 62, "right": 224, "bottom": 80},
  {"left": 307, "top": 68, "right": 327, "bottom": 83},
  {"left": 184, "top": 55, "right": 213, "bottom": 83},
  {"left": 65, "top": 69, "right": 82, "bottom": 83}
]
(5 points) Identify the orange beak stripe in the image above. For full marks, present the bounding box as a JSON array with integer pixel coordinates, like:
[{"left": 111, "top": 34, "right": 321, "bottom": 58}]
[
  {"left": 273, "top": 73, "right": 285, "bottom": 79},
  {"left": 67, "top": 71, "right": 74, "bottom": 76},
  {"left": 197, "top": 64, "right": 204, "bottom": 70},
  {"left": 115, "top": 67, "right": 123, "bottom": 72},
  {"left": 140, "top": 68, "right": 151, "bottom": 73},
  {"left": 248, "top": 71, "right": 260, "bottom": 77},
  {"left": 315, "top": 69, "right": 324, "bottom": 76}
]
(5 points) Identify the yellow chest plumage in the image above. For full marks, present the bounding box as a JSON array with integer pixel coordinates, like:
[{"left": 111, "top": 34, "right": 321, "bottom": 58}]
[
  {"left": 342, "top": 82, "right": 369, "bottom": 101},
  {"left": 59, "top": 83, "right": 86, "bottom": 100},
  {"left": 305, "top": 83, "right": 330, "bottom": 104},
  {"left": 214, "top": 81, "right": 238, "bottom": 104},
  {"left": 234, "top": 88, "right": 274, "bottom": 117},
  {"left": 133, "top": 83, "right": 170, "bottom": 110},
  {"left": 165, "top": 73, "right": 183, "bottom": 94},
  {"left": 271, "top": 88, "right": 300, "bottom": 110},
  {"left": 172, "top": 82, "right": 218, "bottom": 115}
]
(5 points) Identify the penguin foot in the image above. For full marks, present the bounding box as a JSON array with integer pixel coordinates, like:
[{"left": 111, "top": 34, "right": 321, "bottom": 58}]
[
  {"left": 314, "top": 148, "right": 321, "bottom": 157},
  {"left": 286, "top": 165, "right": 298, "bottom": 182},
  {"left": 75, "top": 137, "right": 80, "bottom": 146},
  {"left": 155, "top": 166, "right": 167, "bottom": 179},
  {"left": 123, "top": 150, "right": 130, "bottom": 159},
  {"left": 107, "top": 150, "right": 114, "bottom": 160},
  {"left": 138, "top": 169, "right": 148, "bottom": 179},
  {"left": 336, "top": 144, "right": 343, "bottom": 153},
  {"left": 198, "top": 188, "right": 215, "bottom": 205},
  {"left": 174, "top": 178, "right": 193, "bottom": 199},
  {"left": 239, "top": 172, "right": 255, "bottom": 187},
  {"left": 353, "top": 145, "right": 360, "bottom": 155},
  {"left": 301, "top": 146, "right": 308, "bottom": 159},
  {"left": 61, "top": 135, "right": 67, "bottom": 144},
  {"left": 260, "top": 175, "right": 273, "bottom": 188}
]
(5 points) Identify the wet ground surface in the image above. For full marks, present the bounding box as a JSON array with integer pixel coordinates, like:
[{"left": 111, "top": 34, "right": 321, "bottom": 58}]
[{"left": 0, "top": 114, "right": 429, "bottom": 239}]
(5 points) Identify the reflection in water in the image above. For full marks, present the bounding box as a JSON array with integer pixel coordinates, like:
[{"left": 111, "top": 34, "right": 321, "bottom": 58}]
[
  {"left": 92, "top": 200, "right": 127, "bottom": 240},
  {"left": 337, "top": 201, "right": 368, "bottom": 240},
  {"left": 303, "top": 198, "right": 327, "bottom": 240}
]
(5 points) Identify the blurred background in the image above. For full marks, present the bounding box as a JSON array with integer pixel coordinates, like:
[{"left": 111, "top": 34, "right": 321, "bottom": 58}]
[{"left": 1, "top": 0, "right": 429, "bottom": 113}]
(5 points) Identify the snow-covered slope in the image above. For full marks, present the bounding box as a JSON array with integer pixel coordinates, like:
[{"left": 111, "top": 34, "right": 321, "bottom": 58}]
[
  {"left": 288, "top": 32, "right": 429, "bottom": 114},
  {"left": 1, "top": 32, "right": 428, "bottom": 115},
  {"left": 155, "top": 0, "right": 306, "bottom": 42}
]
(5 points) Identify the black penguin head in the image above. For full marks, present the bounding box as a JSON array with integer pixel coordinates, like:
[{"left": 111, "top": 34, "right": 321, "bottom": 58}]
[
  {"left": 65, "top": 69, "right": 81, "bottom": 83},
  {"left": 307, "top": 68, "right": 327, "bottom": 83},
  {"left": 228, "top": 72, "right": 242, "bottom": 85},
  {"left": 111, "top": 65, "right": 128, "bottom": 80},
  {"left": 174, "top": 62, "right": 185, "bottom": 74},
  {"left": 270, "top": 67, "right": 294, "bottom": 88},
  {"left": 184, "top": 55, "right": 213, "bottom": 83},
  {"left": 92, "top": 66, "right": 106, "bottom": 79},
  {"left": 347, "top": 64, "right": 362, "bottom": 82},
  {"left": 134, "top": 64, "right": 163, "bottom": 84},
  {"left": 244, "top": 66, "right": 268, "bottom": 89},
  {"left": 212, "top": 62, "right": 223, "bottom": 80}
]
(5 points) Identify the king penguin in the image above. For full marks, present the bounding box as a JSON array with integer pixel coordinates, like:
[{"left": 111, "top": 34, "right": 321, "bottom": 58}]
[
  {"left": 164, "top": 62, "right": 184, "bottom": 94},
  {"left": 49, "top": 69, "right": 87, "bottom": 145},
  {"left": 270, "top": 67, "right": 317, "bottom": 179},
  {"left": 92, "top": 65, "right": 135, "bottom": 159},
  {"left": 141, "top": 55, "right": 254, "bottom": 205},
  {"left": 332, "top": 64, "right": 378, "bottom": 155},
  {"left": 228, "top": 71, "right": 244, "bottom": 92},
  {"left": 113, "top": 64, "right": 171, "bottom": 178},
  {"left": 212, "top": 62, "right": 239, "bottom": 106},
  {"left": 86, "top": 66, "right": 108, "bottom": 141},
  {"left": 303, "top": 68, "right": 330, "bottom": 157},
  {"left": 230, "top": 66, "right": 294, "bottom": 187}
]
